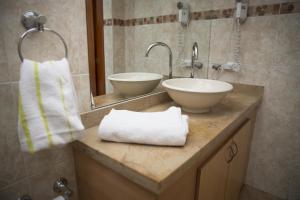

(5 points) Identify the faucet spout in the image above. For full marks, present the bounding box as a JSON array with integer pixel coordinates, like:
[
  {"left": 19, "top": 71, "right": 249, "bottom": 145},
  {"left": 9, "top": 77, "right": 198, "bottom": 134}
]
[
  {"left": 145, "top": 42, "right": 173, "bottom": 79},
  {"left": 191, "top": 42, "right": 199, "bottom": 78}
]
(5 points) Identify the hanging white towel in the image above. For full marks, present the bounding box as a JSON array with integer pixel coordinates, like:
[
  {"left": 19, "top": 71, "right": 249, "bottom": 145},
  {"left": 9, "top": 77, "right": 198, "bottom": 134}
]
[
  {"left": 18, "top": 58, "right": 84, "bottom": 153},
  {"left": 98, "top": 107, "right": 189, "bottom": 146}
]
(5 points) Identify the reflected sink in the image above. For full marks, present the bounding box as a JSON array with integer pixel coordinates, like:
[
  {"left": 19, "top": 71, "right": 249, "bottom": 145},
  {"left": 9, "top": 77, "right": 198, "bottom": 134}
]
[
  {"left": 108, "top": 72, "right": 163, "bottom": 96},
  {"left": 162, "top": 78, "right": 233, "bottom": 113}
]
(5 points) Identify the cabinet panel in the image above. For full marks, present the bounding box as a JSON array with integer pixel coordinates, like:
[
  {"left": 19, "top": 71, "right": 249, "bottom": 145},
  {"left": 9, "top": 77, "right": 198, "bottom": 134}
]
[
  {"left": 225, "top": 120, "right": 252, "bottom": 200},
  {"left": 196, "top": 139, "right": 233, "bottom": 200},
  {"left": 74, "top": 149, "right": 156, "bottom": 200}
]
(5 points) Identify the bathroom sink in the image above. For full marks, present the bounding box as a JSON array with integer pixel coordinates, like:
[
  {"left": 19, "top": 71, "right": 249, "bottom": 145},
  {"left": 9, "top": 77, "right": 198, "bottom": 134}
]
[
  {"left": 162, "top": 78, "right": 233, "bottom": 113},
  {"left": 108, "top": 72, "right": 163, "bottom": 96}
]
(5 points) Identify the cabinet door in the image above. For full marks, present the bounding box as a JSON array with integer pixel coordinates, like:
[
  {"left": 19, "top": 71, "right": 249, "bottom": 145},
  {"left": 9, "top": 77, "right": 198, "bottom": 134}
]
[
  {"left": 196, "top": 139, "right": 234, "bottom": 200},
  {"left": 225, "top": 120, "right": 252, "bottom": 200}
]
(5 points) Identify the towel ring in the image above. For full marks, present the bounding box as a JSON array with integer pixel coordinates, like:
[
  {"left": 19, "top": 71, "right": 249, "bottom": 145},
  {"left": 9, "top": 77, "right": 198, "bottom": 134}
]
[{"left": 18, "top": 11, "right": 68, "bottom": 62}]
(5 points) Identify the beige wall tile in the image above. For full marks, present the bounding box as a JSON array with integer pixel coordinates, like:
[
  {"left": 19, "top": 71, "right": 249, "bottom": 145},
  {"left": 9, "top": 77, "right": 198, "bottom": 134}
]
[
  {"left": 103, "top": 0, "right": 112, "bottom": 19},
  {"left": 0, "top": 30, "right": 10, "bottom": 83},
  {"left": 209, "top": 12, "right": 300, "bottom": 200},
  {"left": 272, "top": 14, "right": 300, "bottom": 68},
  {"left": 113, "top": 26, "right": 126, "bottom": 73},
  {"left": 112, "top": 0, "right": 125, "bottom": 19},
  {"left": 212, "top": 0, "right": 235, "bottom": 9},
  {"left": 28, "top": 170, "right": 58, "bottom": 200},
  {"left": 0, "top": 0, "right": 89, "bottom": 197},
  {"left": 0, "top": 178, "right": 31, "bottom": 200},
  {"left": 0, "top": 84, "right": 26, "bottom": 188},
  {"left": 104, "top": 26, "right": 114, "bottom": 93},
  {"left": 73, "top": 74, "right": 91, "bottom": 113}
]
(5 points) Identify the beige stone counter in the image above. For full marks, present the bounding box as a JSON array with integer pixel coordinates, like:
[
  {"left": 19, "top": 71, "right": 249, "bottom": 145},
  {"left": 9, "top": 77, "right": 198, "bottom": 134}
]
[{"left": 73, "top": 84, "right": 264, "bottom": 195}]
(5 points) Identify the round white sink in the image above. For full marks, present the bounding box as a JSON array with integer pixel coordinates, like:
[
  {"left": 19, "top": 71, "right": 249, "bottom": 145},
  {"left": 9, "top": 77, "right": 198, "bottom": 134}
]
[
  {"left": 108, "top": 72, "right": 163, "bottom": 96},
  {"left": 162, "top": 78, "right": 233, "bottom": 113}
]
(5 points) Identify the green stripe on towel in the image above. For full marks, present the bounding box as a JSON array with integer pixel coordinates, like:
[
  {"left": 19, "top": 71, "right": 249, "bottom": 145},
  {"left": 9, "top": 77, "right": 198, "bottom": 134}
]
[
  {"left": 18, "top": 95, "right": 34, "bottom": 153},
  {"left": 34, "top": 62, "right": 53, "bottom": 146},
  {"left": 58, "top": 77, "right": 74, "bottom": 140}
]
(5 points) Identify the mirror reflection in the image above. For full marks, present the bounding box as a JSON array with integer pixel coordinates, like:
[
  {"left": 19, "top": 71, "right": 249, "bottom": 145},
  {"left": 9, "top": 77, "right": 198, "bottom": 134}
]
[{"left": 87, "top": 0, "right": 211, "bottom": 108}]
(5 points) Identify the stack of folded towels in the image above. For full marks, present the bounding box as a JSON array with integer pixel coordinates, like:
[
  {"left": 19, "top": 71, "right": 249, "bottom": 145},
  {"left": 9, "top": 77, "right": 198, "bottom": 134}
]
[{"left": 98, "top": 106, "right": 189, "bottom": 146}]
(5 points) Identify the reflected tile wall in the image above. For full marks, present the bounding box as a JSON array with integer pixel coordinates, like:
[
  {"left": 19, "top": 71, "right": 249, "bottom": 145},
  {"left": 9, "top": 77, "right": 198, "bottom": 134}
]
[
  {"left": 103, "top": 0, "right": 126, "bottom": 94},
  {"left": 124, "top": 21, "right": 210, "bottom": 78},
  {"left": 0, "top": 0, "right": 89, "bottom": 199}
]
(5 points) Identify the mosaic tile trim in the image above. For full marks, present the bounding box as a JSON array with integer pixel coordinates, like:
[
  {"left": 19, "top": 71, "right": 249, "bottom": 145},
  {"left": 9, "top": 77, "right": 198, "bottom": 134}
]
[{"left": 103, "top": 2, "right": 300, "bottom": 26}]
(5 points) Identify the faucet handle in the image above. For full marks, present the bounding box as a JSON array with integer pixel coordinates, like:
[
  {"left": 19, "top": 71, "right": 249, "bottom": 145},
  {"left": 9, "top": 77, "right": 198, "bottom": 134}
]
[
  {"left": 212, "top": 64, "right": 222, "bottom": 71},
  {"left": 194, "top": 62, "right": 202, "bottom": 69},
  {"left": 183, "top": 62, "right": 203, "bottom": 69}
]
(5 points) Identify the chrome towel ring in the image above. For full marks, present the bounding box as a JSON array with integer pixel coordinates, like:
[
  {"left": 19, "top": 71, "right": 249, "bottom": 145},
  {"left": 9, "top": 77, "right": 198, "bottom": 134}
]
[{"left": 18, "top": 11, "right": 68, "bottom": 62}]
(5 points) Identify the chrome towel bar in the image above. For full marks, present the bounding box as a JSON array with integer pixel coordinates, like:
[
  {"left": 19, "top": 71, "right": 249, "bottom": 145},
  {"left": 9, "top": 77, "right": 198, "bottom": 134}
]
[{"left": 18, "top": 11, "right": 68, "bottom": 62}]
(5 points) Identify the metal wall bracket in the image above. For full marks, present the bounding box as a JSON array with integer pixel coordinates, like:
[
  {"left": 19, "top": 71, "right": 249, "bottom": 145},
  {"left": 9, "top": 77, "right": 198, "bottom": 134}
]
[{"left": 21, "top": 11, "right": 46, "bottom": 31}]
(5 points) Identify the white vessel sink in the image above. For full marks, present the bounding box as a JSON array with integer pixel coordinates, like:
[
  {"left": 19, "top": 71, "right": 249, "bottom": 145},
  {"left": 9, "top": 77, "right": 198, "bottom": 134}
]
[
  {"left": 108, "top": 72, "right": 163, "bottom": 96},
  {"left": 162, "top": 78, "right": 233, "bottom": 113}
]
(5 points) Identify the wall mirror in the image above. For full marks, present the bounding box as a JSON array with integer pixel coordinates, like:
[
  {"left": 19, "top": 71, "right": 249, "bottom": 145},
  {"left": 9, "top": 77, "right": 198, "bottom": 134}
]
[{"left": 86, "top": 0, "right": 211, "bottom": 109}]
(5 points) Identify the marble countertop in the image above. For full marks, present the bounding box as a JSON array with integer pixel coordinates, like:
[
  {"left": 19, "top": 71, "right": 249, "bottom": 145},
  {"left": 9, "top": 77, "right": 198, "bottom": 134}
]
[{"left": 73, "top": 84, "right": 264, "bottom": 194}]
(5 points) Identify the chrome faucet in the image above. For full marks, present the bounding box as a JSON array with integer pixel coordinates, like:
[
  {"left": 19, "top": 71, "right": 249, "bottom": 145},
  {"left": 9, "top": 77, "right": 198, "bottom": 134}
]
[
  {"left": 190, "top": 42, "right": 199, "bottom": 78},
  {"left": 145, "top": 42, "right": 173, "bottom": 79}
]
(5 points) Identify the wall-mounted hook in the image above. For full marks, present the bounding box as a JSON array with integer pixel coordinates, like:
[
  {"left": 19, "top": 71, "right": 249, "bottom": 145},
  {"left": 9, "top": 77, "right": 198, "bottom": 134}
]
[{"left": 21, "top": 11, "right": 47, "bottom": 31}]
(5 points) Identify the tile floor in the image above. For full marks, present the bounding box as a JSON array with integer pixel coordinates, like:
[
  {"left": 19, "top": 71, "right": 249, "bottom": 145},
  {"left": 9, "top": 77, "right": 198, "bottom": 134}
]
[{"left": 240, "top": 185, "right": 284, "bottom": 200}]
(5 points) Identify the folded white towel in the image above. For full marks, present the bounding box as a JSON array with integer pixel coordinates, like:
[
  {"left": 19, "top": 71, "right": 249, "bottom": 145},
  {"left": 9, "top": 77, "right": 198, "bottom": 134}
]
[
  {"left": 98, "top": 107, "right": 189, "bottom": 146},
  {"left": 18, "top": 58, "right": 84, "bottom": 153}
]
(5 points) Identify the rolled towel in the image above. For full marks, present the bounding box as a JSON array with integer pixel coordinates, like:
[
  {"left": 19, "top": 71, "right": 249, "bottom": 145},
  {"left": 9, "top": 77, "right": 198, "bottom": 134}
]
[
  {"left": 18, "top": 58, "right": 84, "bottom": 153},
  {"left": 98, "top": 107, "right": 189, "bottom": 146}
]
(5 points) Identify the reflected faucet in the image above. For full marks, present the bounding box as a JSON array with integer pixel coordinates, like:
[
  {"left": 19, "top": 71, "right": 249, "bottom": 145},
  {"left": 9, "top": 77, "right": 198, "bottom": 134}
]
[
  {"left": 191, "top": 42, "right": 198, "bottom": 78},
  {"left": 145, "top": 42, "right": 173, "bottom": 79}
]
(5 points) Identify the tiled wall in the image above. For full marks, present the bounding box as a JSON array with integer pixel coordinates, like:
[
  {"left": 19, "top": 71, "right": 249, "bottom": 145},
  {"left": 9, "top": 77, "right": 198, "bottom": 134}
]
[
  {"left": 1, "top": 0, "right": 299, "bottom": 199},
  {"left": 210, "top": 11, "right": 300, "bottom": 200},
  {"left": 103, "top": 0, "right": 126, "bottom": 94},
  {"left": 0, "top": 0, "right": 90, "bottom": 199},
  {"left": 105, "top": 0, "right": 300, "bottom": 199}
]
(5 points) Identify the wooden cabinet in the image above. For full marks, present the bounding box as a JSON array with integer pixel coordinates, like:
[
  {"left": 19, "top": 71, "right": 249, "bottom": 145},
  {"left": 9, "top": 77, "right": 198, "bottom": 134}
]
[
  {"left": 196, "top": 120, "right": 252, "bottom": 200},
  {"left": 196, "top": 139, "right": 232, "bottom": 200},
  {"left": 74, "top": 118, "right": 255, "bottom": 200}
]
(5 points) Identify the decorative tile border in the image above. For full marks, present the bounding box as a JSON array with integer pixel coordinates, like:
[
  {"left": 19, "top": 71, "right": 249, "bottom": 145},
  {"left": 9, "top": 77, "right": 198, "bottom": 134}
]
[{"left": 103, "top": 2, "right": 300, "bottom": 26}]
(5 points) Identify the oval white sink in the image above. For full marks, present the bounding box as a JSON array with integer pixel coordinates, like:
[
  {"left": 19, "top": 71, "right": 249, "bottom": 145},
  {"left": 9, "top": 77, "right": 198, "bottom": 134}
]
[
  {"left": 108, "top": 72, "right": 163, "bottom": 96},
  {"left": 162, "top": 78, "right": 233, "bottom": 113}
]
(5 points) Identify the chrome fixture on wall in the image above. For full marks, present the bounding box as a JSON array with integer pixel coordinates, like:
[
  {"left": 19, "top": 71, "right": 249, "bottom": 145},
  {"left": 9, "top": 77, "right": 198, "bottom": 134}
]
[
  {"left": 18, "top": 11, "right": 68, "bottom": 62},
  {"left": 145, "top": 42, "right": 173, "bottom": 79},
  {"left": 212, "top": 64, "right": 222, "bottom": 71},
  {"left": 53, "top": 177, "right": 72, "bottom": 200},
  {"left": 190, "top": 42, "right": 202, "bottom": 78}
]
